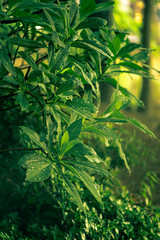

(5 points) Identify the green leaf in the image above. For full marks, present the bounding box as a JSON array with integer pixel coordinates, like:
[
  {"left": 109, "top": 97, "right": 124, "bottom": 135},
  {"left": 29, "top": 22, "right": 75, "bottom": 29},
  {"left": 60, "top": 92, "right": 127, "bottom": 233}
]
[
  {"left": 26, "top": 162, "right": 51, "bottom": 182},
  {"left": 67, "top": 119, "right": 82, "bottom": 141},
  {"left": 51, "top": 31, "right": 65, "bottom": 48},
  {"left": 8, "top": 38, "right": 45, "bottom": 48},
  {"left": 116, "top": 61, "right": 148, "bottom": 73},
  {"left": 0, "top": 49, "right": 17, "bottom": 77},
  {"left": 80, "top": 0, "right": 96, "bottom": 20},
  {"left": 3, "top": 75, "right": 19, "bottom": 85},
  {"left": 17, "top": 92, "right": 29, "bottom": 110},
  {"left": 93, "top": 2, "right": 114, "bottom": 14},
  {"left": 76, "top": 17, "right": 107, "bottom": 30},
  {"left": 19, "top": 51, "right": 37, "bottom": 70},
  {"left": 71, "top": 39, "right": 113, "bottom": 59},
  {"left": 19, "top": 153, "right": 49, "bottom": 168},
  {"left": 65, "top": 160, "right": 109, "bottom": 177},
  {"left": 83, "top": 123, "right": 118, "bottom": 140},
  {"left": 69, "top": 2, "right": 79, "bottom": 28},
  {"left": 128, "top": 118, "right": 158, "bottom": 139},
  {"left": 112, "top": 36, "right": 121, "bottom": 54},
  {"left": 102, "top": 77, "right": 144, "bottom": 108},
  {"left": 19, "top": 153, "right": 51, "bottom": 182},
  {"left": 46, "top": 116, "right": 54, "bottom": 151},
  {"left": 61, "top": 131, "right": 69, "bottom": 150},
  {"left": 48, "top": 41, "right": 55, "bottom": 68},
  {"left": 115, "top": 139, "right": 131, "bottom": 175},
  {"left": 69, "top": 143, "right": 101, "bottom": 163},
  {"left": 67, "top": 98, "right": 96, "bottom": 121},
  {"left": 118, "top": 43, "right": 141, "bottom": 57},
  {"left": 57, "top": 80, "right": 75, "bottom": 95},
  {"left": 21, "top": 126, "right": 48, "bottom": 152},
  {"left": 43, "top": 8, "right": 56, "bottom": 31},
  {"left": 56, "top": 166, "right": 85, "bottom": 213},
  {"left": 59, "top": 130, "right": 81, "bottom": 159},
  {"left": 51, "top": 45, "right": 69, "bottom": 71},
  {"left": 69, "top": 166, "right": 103, "bottom": 205},
  {"left": 27, "top": 70, "right": 42, "bottom": 83}
]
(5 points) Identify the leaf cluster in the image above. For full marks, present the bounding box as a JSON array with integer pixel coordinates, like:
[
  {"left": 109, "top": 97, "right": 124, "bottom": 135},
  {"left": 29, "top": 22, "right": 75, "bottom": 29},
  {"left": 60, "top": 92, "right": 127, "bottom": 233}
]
[{"left": 0, "top": 0, "right": 158, "bottom": 210}]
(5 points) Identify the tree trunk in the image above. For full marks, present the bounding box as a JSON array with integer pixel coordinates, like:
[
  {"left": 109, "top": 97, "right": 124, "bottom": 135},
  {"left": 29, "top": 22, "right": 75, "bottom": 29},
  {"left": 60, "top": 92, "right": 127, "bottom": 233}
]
[{"left": 139, "top": 0, "right": 153, "bottom": 111}]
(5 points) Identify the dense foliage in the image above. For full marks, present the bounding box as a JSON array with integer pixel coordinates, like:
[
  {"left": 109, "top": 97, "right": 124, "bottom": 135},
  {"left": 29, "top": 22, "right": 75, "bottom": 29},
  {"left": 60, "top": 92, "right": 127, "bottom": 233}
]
[{"left": 0, "top": 0, "right": 159, "bottom": 239}]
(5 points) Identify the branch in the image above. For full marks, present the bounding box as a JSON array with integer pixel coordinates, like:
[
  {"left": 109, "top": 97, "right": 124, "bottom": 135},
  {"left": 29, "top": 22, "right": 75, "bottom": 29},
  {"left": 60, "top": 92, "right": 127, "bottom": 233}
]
[
  {"left": 0, "top": 147, "right": 41, "bottom": 152},
  {"left": 0, "top": 104, "right": 20, "bottom": 111}
]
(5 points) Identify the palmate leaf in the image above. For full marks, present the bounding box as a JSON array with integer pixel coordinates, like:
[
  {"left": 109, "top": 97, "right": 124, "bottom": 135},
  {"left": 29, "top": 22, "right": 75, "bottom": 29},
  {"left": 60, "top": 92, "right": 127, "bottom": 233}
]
[
  {"left": 19, "top": 153, "right": 52, "bottom": 182},
  {"left": 21, "top": 126, "right": 49, "bottom": 152}
]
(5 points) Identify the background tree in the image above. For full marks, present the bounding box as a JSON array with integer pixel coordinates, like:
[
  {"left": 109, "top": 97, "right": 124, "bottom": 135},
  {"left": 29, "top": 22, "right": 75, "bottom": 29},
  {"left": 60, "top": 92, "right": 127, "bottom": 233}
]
[{"left": 139, "top": 0, "right": 154, "bottom": 110}]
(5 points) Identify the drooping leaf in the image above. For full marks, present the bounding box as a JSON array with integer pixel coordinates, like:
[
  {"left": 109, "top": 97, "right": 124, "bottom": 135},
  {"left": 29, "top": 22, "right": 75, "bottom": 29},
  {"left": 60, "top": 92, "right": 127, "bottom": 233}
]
[
  {"left": 83, "top": 123, "right": 118, "bottom": 140},
  {"left": 65, "top": 160, "right": 109, "bottom": 177},
  {"left": 21, "top": 126, "right": 48, "bottom": 152},
  {"left": 76, "top": 17, "right": 107, "bottom": 30},
  {"left": 3, "top": 75, "right": 19, "bottom": 85},
  {"left": 19, "top": 51, "right": 37, "bottom": 70},
  {"left": 128, "top": 118, "right": 158, "bottom": 139},
  {"left": 56, "top": 166, "right": 85, "bottom": 212},
  {"left": 71, "top": 39, "right": 113, "bottom": 59},
  {"left": 115, "top": 139, "right": 131, "bottom": 175},
  {"left": 102, "top": 77, "right": 144, "bottom": 108},
  {"left": 118, "top": 43, "right": 141, "bottom": 57},
  {"left": 0, "top": 49, "right": 17, "bottom": 77},
  {"left": 66, "top": 165, "right": 103, "bottom": 205},
  {"left": 8, "top": 38, "right": 45, "bottom": 48}
]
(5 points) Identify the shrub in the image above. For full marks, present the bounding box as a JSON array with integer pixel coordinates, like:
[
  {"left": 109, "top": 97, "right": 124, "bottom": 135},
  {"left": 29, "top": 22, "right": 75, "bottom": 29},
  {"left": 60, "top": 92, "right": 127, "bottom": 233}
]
[{"left": 0, "top": 1, "right": 159, "bottom": 238}]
